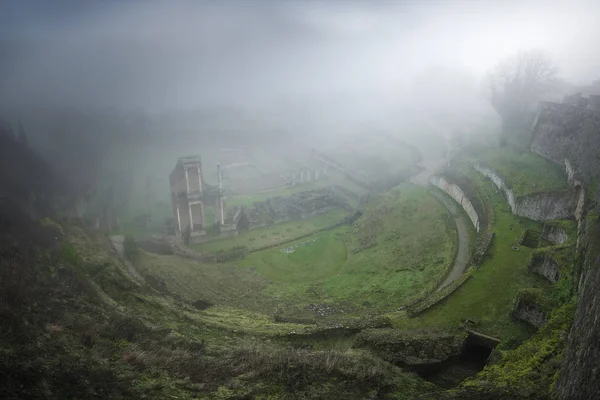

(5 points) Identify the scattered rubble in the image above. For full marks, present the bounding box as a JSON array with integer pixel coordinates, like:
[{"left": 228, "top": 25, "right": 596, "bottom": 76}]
[
  {"left": 280, "top": 237, "right": 320, "bottom": 254},
  {"left": 307, "top": 303, "right": 343, "bottom": 316}
]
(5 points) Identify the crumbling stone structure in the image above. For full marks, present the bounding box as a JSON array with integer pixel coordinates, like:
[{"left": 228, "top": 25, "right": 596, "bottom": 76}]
[
  {"left": 530, "top": 95, "right": 600, "bottom": 214},
  {"left": 474, "top": 164, "right": 578, "bottom": 221},
  {"left": 169, "top": 156, "right": 206, "bottom": 239}
]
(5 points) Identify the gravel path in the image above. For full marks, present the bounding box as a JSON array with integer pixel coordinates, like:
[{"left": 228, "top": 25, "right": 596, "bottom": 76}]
[
  {"left": 109, "top": 234, "right": 145, "bottom": 285},
  {"left": 429, "top": 190, "right": 471, "bottom": 292}
]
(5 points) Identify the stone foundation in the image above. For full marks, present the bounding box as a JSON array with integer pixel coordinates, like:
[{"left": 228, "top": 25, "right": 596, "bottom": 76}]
[
  {"left": 529, "top": 253, "right": 560, "bottom": 283},
  {"left": 429, "top": 174, "right": 481, "bottom": 232},
  {"left": 513, "top": 293, "right": 547, "bottom": 328}
]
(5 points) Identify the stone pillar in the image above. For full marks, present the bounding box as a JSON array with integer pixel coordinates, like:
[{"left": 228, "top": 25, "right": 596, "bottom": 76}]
[
  {"left": 199, "top": 202, "right": 205, "bottom": 229},
  {"left": 197, "top": 165, "right": 203, "bottom": 194},
  {"left": 188, "top": 203, "right": 194, "bottom": 231},
  {"left": 184, "top": 167, "right": 190, "bottom": 194},
  {"left": 176, "top": 206, "right": 181, "bottom": 231}
]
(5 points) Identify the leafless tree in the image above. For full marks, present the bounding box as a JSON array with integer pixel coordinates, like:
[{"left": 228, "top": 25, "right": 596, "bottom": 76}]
[{"left": 487, "top": 50, "right": 558, "bottom": 146}]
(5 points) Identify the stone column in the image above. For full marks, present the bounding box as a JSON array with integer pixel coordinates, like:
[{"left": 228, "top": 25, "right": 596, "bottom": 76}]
[
  {"left": 197, "top": 165, "right": 203, "bottom": 194},
  {"left": 184, "top": 167, "right": 190, "bottom": 194},
  {"left": 188, "top": 203, "right": 194, "bottom": 231}
]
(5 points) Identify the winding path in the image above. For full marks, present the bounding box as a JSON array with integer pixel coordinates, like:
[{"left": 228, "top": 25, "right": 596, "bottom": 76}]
[
  {"left": 429, "top": 190, "right": 471, "bottom": 291},
  {"left": 109, "top": 234, "right": 145, "bottom": 285}
]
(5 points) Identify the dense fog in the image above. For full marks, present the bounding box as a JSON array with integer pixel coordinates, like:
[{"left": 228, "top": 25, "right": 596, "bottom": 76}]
[{"left": 1, "top": 0, "right": 599, "bottom": 224}]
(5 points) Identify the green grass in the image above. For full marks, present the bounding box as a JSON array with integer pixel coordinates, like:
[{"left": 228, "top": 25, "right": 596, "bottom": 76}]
[
  {"left": 190, "top": 208, "right": 348, "bottom": 253},
  {"left": 231, "top": 184, "right": 456, "bottom": 317},
  {"left": 470, "top": 148, "right": 569, "bottom": 197},
  {"left": 240, "top": 230, "right": 347, "bottom": 284},
  {"left": 389, "top": 166, "right": 552, "bottom": 342}
]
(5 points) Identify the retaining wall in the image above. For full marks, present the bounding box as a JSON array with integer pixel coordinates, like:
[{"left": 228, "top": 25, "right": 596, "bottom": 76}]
[
  {"left": 474, "top": 164, "right": 576, "bottom": 221},
  {"left": 429, "top": 175, "right": 481, "bottom": 232}
]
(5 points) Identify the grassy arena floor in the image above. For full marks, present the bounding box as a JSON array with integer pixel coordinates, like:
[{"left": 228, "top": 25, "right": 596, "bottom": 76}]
[{"left": 141, "top": 184, "right": 457, "bottom": 319}]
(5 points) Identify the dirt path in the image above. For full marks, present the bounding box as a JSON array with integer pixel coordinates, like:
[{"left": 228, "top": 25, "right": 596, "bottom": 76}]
[
  {"left": 109, "top": 234, "right": 145, "bottom": 285},
  {"left": 429, "top": 190, "right": 471, "bottom": 291}
]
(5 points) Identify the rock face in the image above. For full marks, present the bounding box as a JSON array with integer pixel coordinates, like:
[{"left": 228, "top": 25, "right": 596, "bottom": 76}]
[
  {"left": 554, "top": 220, "right": 600, "bottom": 399},
  {"left": 513, "top": 295, "right": 547, "bottom": 328},
  {"left": 474, "top": 164, "right": 577, "bottom": 221},
  {"left": 529, "top": 253, "right": 560, "bottom": 283},
  {"left": 541, "top": 224, "right": 568, "bottom": 245},
  {"left": 354, "top": 329, "right": 464, "bottom": 367},
  {"left": 529, "top": 99, "right": 600, "bottom": 399},
  {"left": 530, "top": 101, "right": 600, "bottom": 207}
]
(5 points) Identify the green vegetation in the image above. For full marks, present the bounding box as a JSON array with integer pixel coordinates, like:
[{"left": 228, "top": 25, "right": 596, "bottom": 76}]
[
  {"left": 236, "top": 184, "right": 454, "bottom": 318},
  {"left": 191, "top": 208, "right": 348, "bottom": 253},
  {"left": 143, "top": 184, "right": 456, "bottom": 321},
  {"left": 390, "top": 165, "right": 568, "bottom": 342},
  {"left": 458, "top": 299, "right": 576, "bottom": 398},
  {"left": 4, "top": 136, "right": 586, "bottom": 399},
  {"left": 1, "top": 211, "right": 438, "bottom": 399},
  {"left": 470, "top": 148, "right": 569, "bottom": 196}
]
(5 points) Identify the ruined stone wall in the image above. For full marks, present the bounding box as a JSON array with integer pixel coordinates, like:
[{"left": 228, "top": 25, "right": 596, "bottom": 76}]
[
  {"left": 429, "top": 174, "right": 480, "bottom": 232},
  {"left": 541, "top": 224, "right": 568, "bottom": 245},
  {"left": 474, "top": 164, "right": 576, "bottom": 221},
  {"left": 530, "top": 101, "right": 600, "bottom": 207},
  {"left": 554, "top": 218, "right": 600, "bottom": 399},
  {"left": 530, "top": 100, "right": 600, "bottom": 398}
]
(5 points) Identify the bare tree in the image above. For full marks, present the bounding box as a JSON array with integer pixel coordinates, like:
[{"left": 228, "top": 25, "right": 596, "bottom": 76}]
[{"left": 487, "top": 50, "right": 558, "bottom": 147}]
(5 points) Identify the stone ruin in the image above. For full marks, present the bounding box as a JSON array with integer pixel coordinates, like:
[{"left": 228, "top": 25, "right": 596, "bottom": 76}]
[
  {"left": 169, "top": 156, "right": 226, "bottom": 242},
  {"left": 222, "top": 187, "right": 348, "bottom": 234},
  {"left": 561, "top": 92, "right": 600, "bottom": 111}
]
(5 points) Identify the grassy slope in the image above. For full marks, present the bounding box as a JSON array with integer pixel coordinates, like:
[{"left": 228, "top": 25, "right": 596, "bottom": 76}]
[
  {"left": 389, "top": 166, "right": 551, "bottom": 342},
  {"left": 470, "top": 148, "right": 568, "bottom": 197},
  {"left": 2, "top": 216, "right": 437, "bottom": 400},
  {"left": 141, "top": 184, "right": 455, "bottom": 320}
]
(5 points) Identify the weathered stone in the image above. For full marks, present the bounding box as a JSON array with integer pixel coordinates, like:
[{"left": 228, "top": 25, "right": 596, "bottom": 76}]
[
  {"left": 354, "top": 329, "right": 465, "bottom": 367},
  {"left": 474, "top": 164, "right": 577, "bottom": 221},
  {"left": 529, "top": 253, "right": 560, "bottom": 283},
  {"left": 136, "top": 237, "right": 174, "bottom": 255},
  {"left": 554, "top": 219, "right": 600, "bottom": 399},
  {"left": 513, "top": 295, "right": 547, "bottom": 328},
  {"left": 530, "top": 101, "right": 600, "bottom": 211},
  {"left": 429, "top": 174, "right": 482, "bottom": 232},
  {"left": 541, "top": 224, "right": 568, "bottom": 245}
]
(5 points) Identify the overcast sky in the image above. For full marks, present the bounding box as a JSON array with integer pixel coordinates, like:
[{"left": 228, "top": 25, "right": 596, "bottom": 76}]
[{"left": 1, "top": 0, "right": 599, "bottom": 110}]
